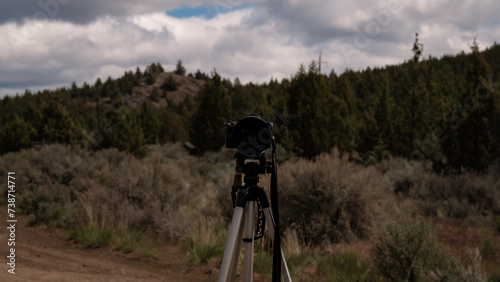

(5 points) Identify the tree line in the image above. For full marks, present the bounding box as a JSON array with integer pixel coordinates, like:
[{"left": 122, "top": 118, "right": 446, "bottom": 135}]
[{"left": 1, "top": 40, "right": 499, "bottom": 173}]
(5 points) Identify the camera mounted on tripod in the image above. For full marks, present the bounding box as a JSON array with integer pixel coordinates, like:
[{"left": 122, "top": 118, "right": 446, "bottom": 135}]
[
  {"left": 225, "top": 113, "right": 274, "bottom": 159},
  {"left": 219, "top": 114, "right": 291, "bottom": 282}
]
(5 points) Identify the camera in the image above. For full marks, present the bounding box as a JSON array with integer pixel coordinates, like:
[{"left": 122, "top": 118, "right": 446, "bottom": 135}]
[{"left": 225, "top": 114, "right": 274, "bottom": 158}]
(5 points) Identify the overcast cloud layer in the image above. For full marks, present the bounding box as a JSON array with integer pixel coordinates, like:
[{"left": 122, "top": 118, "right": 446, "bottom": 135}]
[{"left": 1, "top": 0, "right": 499, "bottom": 97}]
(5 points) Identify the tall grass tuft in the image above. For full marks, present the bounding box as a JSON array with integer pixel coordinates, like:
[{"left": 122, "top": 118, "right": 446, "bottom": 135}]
[
  {"left": 184, "top": 219, "right": 227, "bottom": 265},
  {"left": 69, "top": 224, "right": 112, "bottom": 248},
  {"left": 113, "top": 229, "right": 143, "bottom": 253}
]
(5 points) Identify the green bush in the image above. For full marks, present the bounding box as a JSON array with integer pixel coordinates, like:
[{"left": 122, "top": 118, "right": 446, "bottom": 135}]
[
  {"left": 374, "top": 218, "right": 448, "bottom": 281},
  {"left": 19, "top": 188, "right": 69, "bottom": 227},
  {"left": 329, "top": 251, "right": 369, "bottom": 281},
  {"left": 184, "top": 235, "right": 224, "bottom": 266},
  {"left": 184, "top": 220, "right": 226, "bottom": 265},
  {"left": 489, "top": 274, "right": 500, "bottom": 282},
  {"left": 69, "top": 224, "right": 112, "bottom": 248},
  {"left": 113, "top": 229, "right": 143, "bottom": 253},
  {"left": 140, "top": 242, "right": 159, "bottom": 259},
  {"left": 285, "top": 249, "right": 372, "bottom": 281},
  {"left": 492, "top": 216, "right": 500, "bottom": 233}
]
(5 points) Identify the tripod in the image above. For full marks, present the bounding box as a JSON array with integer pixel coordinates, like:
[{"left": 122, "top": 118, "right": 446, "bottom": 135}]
[{"left": 218, "top": 153, "right": 291, "bottom": 282}]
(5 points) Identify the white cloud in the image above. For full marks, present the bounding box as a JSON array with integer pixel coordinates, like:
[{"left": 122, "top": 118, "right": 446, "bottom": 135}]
[{"left": 1, "top": 0, "right": 499, "bottom": 97}]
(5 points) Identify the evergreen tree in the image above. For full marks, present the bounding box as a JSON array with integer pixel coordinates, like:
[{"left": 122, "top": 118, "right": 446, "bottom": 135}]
[
  {"left": 0, "top": 115, "right": 36, "bottom": 154},
  {"left": 287, "top": 62, "right": 338, "bottom": 158},
  {"left": 400, "top": 34, "right": 431, "bottom": 154},
  {"left": 222, "top": 78, "right": 232, "bottom": 90},
  {"left": 145, "top": 63, "right": 163, "bottom": 85},
  {"left": 40, "top": 95, "right": 79, "bottom": 144},
  {"left": 356, "top": 75, "right": 394, "bottom": 161},
  {"left": 332, "top": 74, "right": 357, "bottom": 152},
  {"left": 23, "top": 101, "right": 44, "bottom": 140},
  {"left": 156, "top": 62, "right": 165, "bottom": 73},
  {"left": 234, "top": 77, "right": 241, "bottom": 87},
  {"left": 135, "top": 67, "right": 142, "bottom": 80},
  {"left": 443, "top": 39, "right": 499, "bottom": 172},
  {"left": 194, "top": 69, "right": 208, "bottom": 80},
  {"left": 189, "top": 70, "right": 232, "bottom": 154},
  {"left": 139, "top": 101, "right": 161, "bottom": 144},
  {"left": 412, "top": 32, "right": 424, "bottom": 63},
  {"left": 174, "top": 60, "right": 186, "bottom": 75},
  {"left": 158, "top": 107, "right": 188, "bottom": 143},
  {"left": 102, "top": 99, "right": 146, "bottom": 157},
  {"left": 70, "top": 82, "right": 79, "bottom": 99}
]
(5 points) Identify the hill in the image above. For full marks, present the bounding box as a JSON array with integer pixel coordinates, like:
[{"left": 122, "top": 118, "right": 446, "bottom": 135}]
[
  {"left": 124, "top": 72, "right": 206, "bottom": 108},
  {"left": 0, "top": 39, "right": 499, "bottom": 172}
]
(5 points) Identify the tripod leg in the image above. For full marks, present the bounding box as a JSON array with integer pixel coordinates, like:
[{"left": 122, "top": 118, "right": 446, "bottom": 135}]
[
  {"left": 228, "top": 211, "right": 244, "bottom": 281},
  {"left": 243, "top": 201, "right": 255, "bottom": 282},
  {"left": 218, "top": 206, "right": 245, "bottom": 282},
  {"left": 263, "top": 208, "right": 292, "bottom": 282}
]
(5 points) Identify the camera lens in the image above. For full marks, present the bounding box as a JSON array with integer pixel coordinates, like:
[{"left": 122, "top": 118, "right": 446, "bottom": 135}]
[{"left": 233, "top": 115, "right": 273, "bottom": 157}]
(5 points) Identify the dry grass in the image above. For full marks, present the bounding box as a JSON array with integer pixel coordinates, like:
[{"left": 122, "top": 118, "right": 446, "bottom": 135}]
[{"left": 1, "top": 144, "right": 499, "bottom": 280}]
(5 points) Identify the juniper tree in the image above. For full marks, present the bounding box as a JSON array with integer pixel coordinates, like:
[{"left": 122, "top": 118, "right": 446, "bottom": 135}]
[{"left": 189, "top": 70, "right": 232, "bottom": 154}]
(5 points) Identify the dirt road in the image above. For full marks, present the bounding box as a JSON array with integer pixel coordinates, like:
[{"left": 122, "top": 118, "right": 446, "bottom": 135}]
[{"left": 0, "top": 216, "right": 218, "bottom": 281}]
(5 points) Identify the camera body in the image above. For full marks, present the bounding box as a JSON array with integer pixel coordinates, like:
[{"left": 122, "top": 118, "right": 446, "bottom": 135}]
[{"left": 225, "top": 114, "right": 274, "bottom": 158}]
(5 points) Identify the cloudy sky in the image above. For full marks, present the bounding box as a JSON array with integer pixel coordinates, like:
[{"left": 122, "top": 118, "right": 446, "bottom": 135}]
[{"left": 1, "top": 0, "right": 499, "bottom": 97}]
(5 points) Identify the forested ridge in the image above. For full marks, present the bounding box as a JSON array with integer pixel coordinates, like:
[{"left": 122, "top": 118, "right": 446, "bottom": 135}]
[{"left": 1, "top": 39, "right": 500, "bottom": 173}]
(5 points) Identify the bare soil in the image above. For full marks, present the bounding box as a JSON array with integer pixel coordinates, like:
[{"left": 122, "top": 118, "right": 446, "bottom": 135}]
[{"left": 0, "top": 216, "right": 219, "bottom": 281}]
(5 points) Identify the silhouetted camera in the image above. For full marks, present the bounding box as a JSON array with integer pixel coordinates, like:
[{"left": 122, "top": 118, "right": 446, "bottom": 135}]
[{"left": 225, "top": 114, "right": 274, "bottom": 158}]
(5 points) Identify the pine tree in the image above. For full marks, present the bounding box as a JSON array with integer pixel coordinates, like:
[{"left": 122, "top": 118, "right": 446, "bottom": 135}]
[
  {"left": 401, "top": 33, "right": 431, "bottom": 153},
  {"left": 135, "top": 67, "right": 142, "bottom": 80},
  {"left": 287, "top": 62, "right": 341, "bottom": 158},
  {"left": 356, "top": 75, "right": 394, "bottom": 161},
  {"left": 234, "top": 77, "right": 241, "bottom": 87},
  {"left": 156, "top": 62, "right": 165, "bottom": 73},
  {"left": 174, "top": 60, "right": 186, "bottom": 76},
  {"left": 0, "top": 115, "right": 36, "bottom": 154},
  {"left": 158, "top": 107, "right": 188, "bottom": 143},
  {"left": 70, "top": 82, "right": 79, "bottom": 99},
  {"left": 102, "top": 99, "right": 146, "bottom": 157},
  {"left": 139, "top": 101, "right": 161, "bottom": 144},
  {"left": 443, "top": 39, "right": 498, "bottom": 172},
  {"left": 40, "top": 95, "right": 79, "bottom": 144},
  {"left": 189, "top": 70, "right": 232, "bottom": 154},
  {"left": 412, "top": 33, "right": 424, "bottom": 63}
]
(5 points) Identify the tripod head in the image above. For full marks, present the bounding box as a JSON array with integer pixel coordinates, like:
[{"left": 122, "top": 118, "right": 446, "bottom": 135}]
[{"left": 234, "top": 152, "right": 272, "bottom": 186}]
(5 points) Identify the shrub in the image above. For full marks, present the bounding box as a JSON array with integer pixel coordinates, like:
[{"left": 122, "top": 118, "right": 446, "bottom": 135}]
[
  {"left": 374, "top": 218, "right": 448, "bottom": 281},
  {"left": 329, "top": 251, "right": 369, "bottom": 281},
  {"left": 279, "top": 150, "right": 390, "bottom": 244},
  {"left": 113, "top": 229, "right": 143, "bottom": 253},
  {"left": 140, "top": 242, "right": 159, "bottom": 259},
  {"left": 18, "top": 187, "right": 70, "bottom": 227},
  {"left": 69, "top": 224, "right": 112, "bottom": 248},
  {"left": 492, "top": 215, "right": 500, "bottom": 233},
  {"left": 161, "top": 75, "right": 178, "bottom": 91},
  {"left": 446, "top": 248, "right": 488, "bottom": 282},
  {"left": 184, "top": 220, "right": 226, "bottom": 265},
  {"left": 489, "top": 274, "right": 500, "bottom": 282},
  {"left": 285, "top": 248, "right": 371, "bottom": 281}
]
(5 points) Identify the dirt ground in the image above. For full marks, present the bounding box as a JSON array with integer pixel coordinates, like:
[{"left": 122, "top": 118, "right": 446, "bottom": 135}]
[{"left": 0, "top": 216, "right": 220, "bottom": 282}]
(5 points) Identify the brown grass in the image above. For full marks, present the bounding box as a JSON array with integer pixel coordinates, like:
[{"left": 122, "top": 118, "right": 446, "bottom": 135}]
[{"left": 1, "top": 144, "right": 499, "bottom": 279}]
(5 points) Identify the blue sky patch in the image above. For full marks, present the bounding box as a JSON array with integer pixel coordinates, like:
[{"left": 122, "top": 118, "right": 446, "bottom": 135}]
[{"left": 166, "top": 3, "right": 250, "bottom": 19}]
